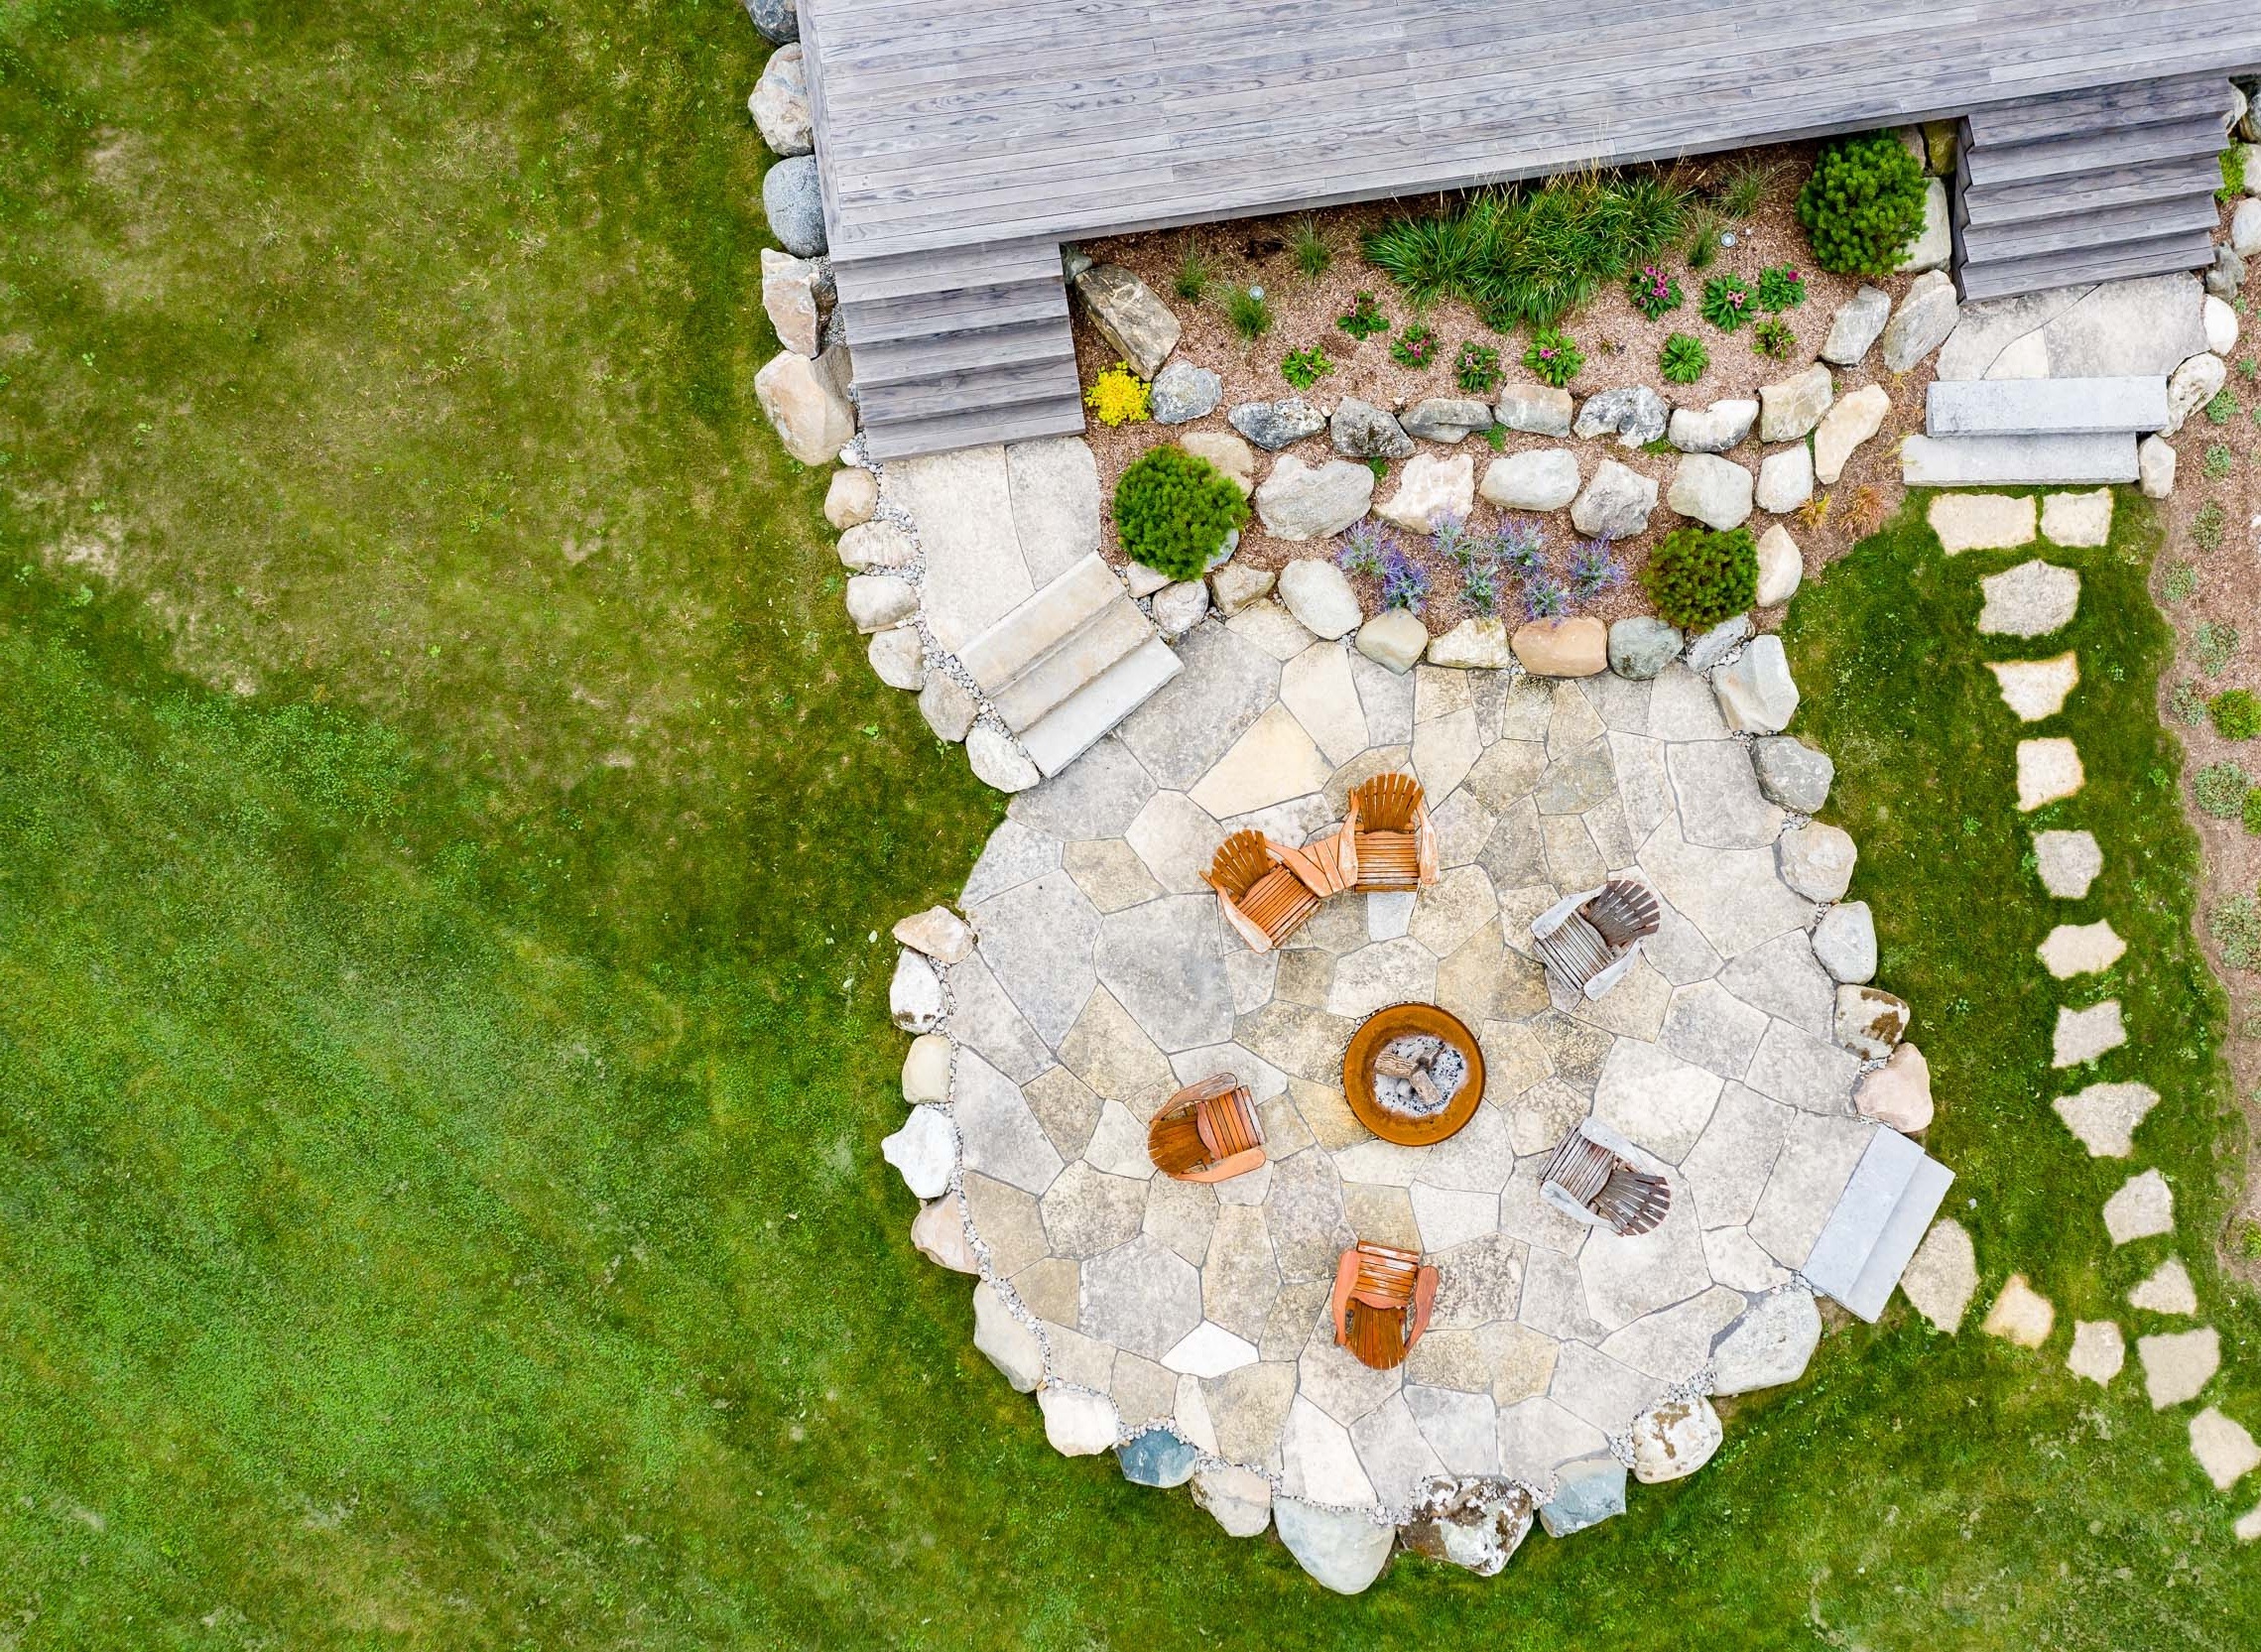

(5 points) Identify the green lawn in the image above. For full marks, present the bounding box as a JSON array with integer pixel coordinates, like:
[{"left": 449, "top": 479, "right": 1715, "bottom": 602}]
[{"left": 1, "top": 4, "right": 2256, "bottom": 1646}]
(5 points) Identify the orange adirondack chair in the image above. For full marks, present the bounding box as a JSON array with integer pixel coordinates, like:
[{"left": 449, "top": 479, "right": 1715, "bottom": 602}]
[
  {"left": 1339, "top": 773, "right": 1438, "bottom": 893},
  {"left": 1203, "top": 829, "right": 1326, "bottom": 953},
  {"left": 1146, "top": 1073, "right": 1267, "bottom": 1183},
  {"left": 1330, "top": 1241, "right": 1440, "bottom": 1370}
]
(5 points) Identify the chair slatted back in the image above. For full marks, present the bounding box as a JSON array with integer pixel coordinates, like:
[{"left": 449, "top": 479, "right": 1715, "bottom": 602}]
[
  {"left": 1543, "top": 1125, "right": 1674, "bottom": 1236},
  {"left": 1349, "top": 1242, "right": 1423, "bottom": 1309},
  {"left": 1585, "top": 880, "right": 1662, "bottom": 950},
  {"left": 1535, "top": 911, "right": 1612, "bottom": 987},
  {"left": 1194, "top": 1085, "right": 1261, "bottom": 1162},
  {"left": 1205, "top": 830, "right": 1276, "bottom": 901},
  {"left": 1343, "top": 1299, "right": 1412, "bottom": 1369},
  {"left": 1353, "top": 774, "right": 1425, "bottom": 835}
]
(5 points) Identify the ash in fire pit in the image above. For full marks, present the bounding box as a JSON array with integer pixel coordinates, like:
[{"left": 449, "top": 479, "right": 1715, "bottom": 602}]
[{"left": 1370, "top": 1034, "right": 1471, "bottom": 1119}]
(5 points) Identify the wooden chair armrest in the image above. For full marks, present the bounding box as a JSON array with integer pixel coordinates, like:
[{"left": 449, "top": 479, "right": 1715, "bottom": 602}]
[
  {"left": 1329, "top": 1247, "right": 1362, "bottom": 1344},
  {"left": 1408, "top": 1265, "right": 1441, "bottom": 1345},
  {"left": 1184, "top": 1145, "right": 1266, "bottom": 1184}
]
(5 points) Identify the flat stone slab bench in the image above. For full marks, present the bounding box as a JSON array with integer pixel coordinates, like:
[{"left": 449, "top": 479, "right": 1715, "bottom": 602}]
[
  {"left": 1926, "top": 376, "right": 2169, "bottom": 438},
  {"left": 1901, "top": 432, "right": 2139, "bottom": 487}
]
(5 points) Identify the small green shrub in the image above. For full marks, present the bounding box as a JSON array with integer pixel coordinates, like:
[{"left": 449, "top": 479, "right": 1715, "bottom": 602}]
[
  {"left": 1659, "top": 331, "right": 1709, "bottom": 385},
  {"left": 2222, "top": 146, "right": 2249, "bottom": 205},
  {"left": 2194, "top": 501, "right": 2227, "bottom": 551},
  {"left": 1483, "top": 423, "right": 1508, "bottom": 452},
  {"left": 1796, "top": 131, "right": 1929, "bottom": 274},
  {"left": 1700, "top": 274, "right": 1753, "bottom": 330},
  {"left": 2163, "top": 561, "right": 2199, "bottom": 601},
  {"left": 2206, "top": 387, "right": 2240, "bottom": 426},
  {"left": 1523, "top": 328, "right": 1582, "bottom": 388},
  {"left": 1455, "top": 341, "right": 1502, "bottom": 395},
  {"left": 1173, "top": 238, "right": 1214, "bottom": 302},
  {"left": 1225, "top": 286, "right": 1273, "bottom": 340},
  {"left": 2198, "top": 620, "right": 2242, "bottom": 676},
  {"left": 1640, "top": 526, "right": 1759, "bottom": 629},
  {"left": 1336, "top": 290, "right": 1389, "bottom": 341},
  {"left": 2213, "top": 689, "right": 2261, "bottom": 739},
  {"left": 2211, "top": 892, "right": 2261, "bottom": 964},
  {"left": 1629, "top": 264, "right": 1683, "bottom": 319},
  {"left": 2195, "top": 760, "right": 2252, "bottom": 819},
  {"left": 1751, "top": 317, "right": 1797, "bottom": 359},
  {"left": 1390, "top": 323, "right": 1438, "bottom": 369},
  {"left": 1755, "top": 264, "right": 1807, "bottom": 311},
  {"left": 2245, "top": 791, "right": 2261, "bottom": 836},
  {"left": 1289, "top": 215, "right": 1332, "bottom": 279},
  {"left": 2203, "top": 444, "right": 2235, "bottom": 479},
  {"left": 1281, "top": 345, "right": 1333, "bottom": 390},
  {"left": 2239, "top": 1219, "right": 2261, "bottom": 1260},
  {"left": 1112, "top": 446, "right": 1249, "bottom": 579}
]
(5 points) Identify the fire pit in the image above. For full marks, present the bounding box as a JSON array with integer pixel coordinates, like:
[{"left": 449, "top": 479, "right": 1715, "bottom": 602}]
[{"left": 1341, "top": 1002, "right": 1486, "bottom": 1147}]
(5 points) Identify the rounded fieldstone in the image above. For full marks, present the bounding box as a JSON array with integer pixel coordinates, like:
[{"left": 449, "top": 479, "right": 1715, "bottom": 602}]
[
  {"left": 902, "top": 1033, "right": 951, "bottom": 1102},
  {"left": 1277, "top": 557, "right": 1364, "bottom": 639},
  {"left": 1274, "top": 1499, "right": 1395, "bottom": 1594},
  {"left": 1512, "top": 616, "right": 1607, "bottom": 677},
  {"left": 890, "top": 949, "right": 944, "bottom": 1031},
  {"left": 1667, "top": 452, "right": 1755, "bottom": 531},
  {"left": 1151, "top": 579, "right": 1210, "bottom": 640},
  {"left": 1710, "top": 1290, "right": 1821, "bottom": 1395},
  {"left": 1330, "top": 398, "right": 1415, "bottom": 459},
  {"left": 1255, "top": 457, "right": 1375, "bottom": 540},
  {"left": 824, "top": 467, "right": 878, "bottom": 529},
  {"left": 1856, "top": 1041, "right": 1933, "bottom": 1130},
  {"left": 1778, "top": 821, "right": 1856, "bottom": 902},
  {"left": 1755, "top": 445, "right": 1815, "bottom": 515},
  {"left": 1755, "top": 524, "right": 1802, "bottom": 606},
  {"left": 1811, "top": 900, "right": 1876, "bottom": 983},
  {"left": 745, "top": 0, "right": 799, "bottom": 44},
  {"left": 1402, "top": 397, "right": 1494, "bottom": 443},
  {"left": 1040, "top": 1386, "right": 1121, "bottom": 1456},
  {"left": 1572, "top": 385, "right": 1670, "bottom": 447},
  {"left": 973, "top": 1281, "right": 1045, "bottom": 1392},
  {"left": 966, "top": 725, "right": 1041, "bottom": 794},
  {"left": 1835, "top": 983, "right": 1909, "bottom": 1059},
  {"left": 1683, "top": 613, "right": 1753, "bottom": 676},
  {"left": 1668, "top": 398, "right": 1758, "bottom": 453},
  {"left": 1151, "top": 360, "right": 1223, "bottom": 425},
  {"left": 1608, "top": 615, "right": 1682, "bottom": 680},
  {"left": 1229, "top": 397, "right": 1327, "bottom": 450},
  {"left": 882, "top": 1104, "right": 954, "bottom": 1198},
  {"left": 1713, "top": 634, "right": 1799, "bottom": 733},
  {"left": 1117, "top": 1427, "right": 1201, "bottom": 1487},
  {"left": 1570, "top": 459, "right": 1659, "bottom": 539},
  {"left": 1479, "top": 446, "right": 1580, "bottom": 511},
  {"left": 868, "top": 626, "right": 925, "bottom": 690},
  {"left": 1356, "top": 609, "right": 1429, "bottom": 674},
  {"left": 761, "top": 156, "right": 826, "bottom": 256},
  {"left": 1751, "top": 735, "right": 1832, "bottom": 813},
  {"left": 749, "top": 45, "right": 813, "bottom": 157},
  {"left": 1758, "top": 363, "right": 1832, "bottom": 443},
  {"left": 2138, "top": 435, "right": 2177, "bottom": 500}
]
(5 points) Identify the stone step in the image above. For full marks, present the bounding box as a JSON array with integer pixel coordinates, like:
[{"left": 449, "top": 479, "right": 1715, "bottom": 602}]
[
  {"left": 989, "top": 594, "right": 1154, "bottom": 733},
  {"left": 1840, "top": 1154, "right": 1956, "bottom": 1323},
  {"left": 1801, "top": 1125, "right": 1922, "bottom": 1314},
  {"left": 1021, "top": 636, "right": 1183, "bottom": 778},
  {"left": 860, "top": 391, "right": 1087, "bottom": 462},
  {"left": 956, "top": 553, "right": 1123, "bottom": 694},
  {"left": 1927, "top": 376, "right": 2171, "bottom": 439},
  {"left": 1954, "top": 227, "right": 2215, "bottom": 305},
  {"left": 1957, "top": 191, "right": 2218, "bottom": 265},
  {"left": 1901, "top": 431, "right": 2140, "bottom": 487},
  {"left": 1961, "top": 113, "right": 2230, "bottom": 189}
]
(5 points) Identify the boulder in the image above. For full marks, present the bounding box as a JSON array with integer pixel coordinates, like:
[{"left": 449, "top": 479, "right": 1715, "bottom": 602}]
[
  {"left": 1668, "top": 398, "right": 1759, "bottom": 453},
  {"left": 1208, "top": 561, "right": 1275, "bottom": 615},
  {"left": 1570, "top": 459, "right": 1659, "bottom": 539},
  {"left": 1403, "top": 397, "right": 1495, "bottom": 443},
  {"left": 1181, "top": 430, "right": 1257, "bottom": 494},
  {"left": 824, "top": 466, "right": 877, "bottom": 529},
  {"left": 881, "top": 1104, "right": 953, "bottom": 1198},
  {"left": 1755, "top": 524, "right": 1802, "bottom": 606},
  {"left": 868, "top": 626, "right": 926, "bottom": 690},
  {"left": 1629, "top": 1395, "right": 1723, "bottom": 1483},
  {"left": 837, "top": 520, "right": 916, "bottom": 571},
  {"left": 1667, "top": 452, "right": 1755, "bottom": 530},
  {"left": 1573, "top": 385, "right": 1671, "bottom": 447},
  {"left": 1480, "top": 447, "right": 1581, "bottom": 511},
  {"left": 845, "top": 572, "right": 918, "bottom": 634},
  {"left": 2163, "top": 352, "right": 2226, "bottom": 438},
  {"left": 889, "top": 948, "right": 944, "bottom": 1031},
  {"left": 1608, "top": 616, "right": 1682, "bottom": 680},
  {"left": 744, "top": 0, "right": 798, "bottom": 44},
  {"left": 1511, "top": 616, "right": 1607, "bottom": 677},
  {"left": 2205, "top": 294, "right": 2242, "bottom": 357},
  {"left": 2210, "top": 243, "right": 2249, "bottom": 302},
  {"left": 1903, "top": 178, "right": 1951, "bottom": 273},
  {"left": 1193, "top": 1463, "right": 1274, "bottom": 1537},
  {"left": 761, "top": 155, "right": 826, "bottom": 256},
  {"left": 1274, "top": 1499, "right": 1395, "bottom": 1594},
  {"left": 1812, "top": 383, "right": 1891, "bottom": 484},
  {"left": 748, "top": 44, "right": 813, "bottom": 156},
  {"left": 902, "top": 1033, "right": 951, "bottom": 1104},
  {"left": 1813, "top": 900, "right": 1876, "bottom": 983},
  {"left": 1123, "top": 562, "right": 1170, "bottom": 598},
  {"left": 1116, "top": 1427, "right": 1201, "bottom": 1487},
  {"left": 2138, "top": 435, "right": 2177, "bottom": 500},
  {"left": 973, "top": 1282, "right": 1045, "bottom": 1391},
  {"left": 1710, "top": 1290, "right": 1822, "bottom": 1395},
  {"left": 1426, "top": 617, "right": 1515, "bottom": 669},
  {"left": 966, "top": 725, "right": 1041, "bottom": 793},
  {"left": 894, "top": 905, "right": 974, "bottom": 962},
  {"left": 756, "top": 344, "right": 855, "bottom": 464},
  {"left": 1039, "top": 1386, "right": 1121, "bottom": 1457},
  {"left": 1924, "top": 119, "right": 1960, "bottom": 175},
  {"left": 1752, "top": 734, "right": 1832, "bottom": 813},
  {"left": 1255, "top": 456, "right": 1375, "bottom": 541},
  {"left": 1777, "top": 820, "right": 1855, "bottom": 902},
  {"left": 1821, "top": 286, "right": 1892, "bottom": 365},
  {"left": 1330, "top": 398, "right": 1415, "bottom": 460},
  {"left": 1901, "top": 1218, "right": 1978, "bottom": 1333},
  {"left": 910, "top": 1194, "right": 976, "bottom": 1272},
  {"left": 761, "top": 247, "right": 831, "bottom": 355},
  {"left": 1856, "top": 1041, "right": 1934, "bottom": 1131},
  {"left": 1151, "top": 360, "right": 1222, "bottom": 425},
  {"left": 1538, "top": 1456, "right": 1626, "bottom": 1537},
  {"left": 1881, "top": 271, "right": 1958, "bottom": 373},
  {"left": 1277, "top": 557, "right": 1364, "bottom": 639},
  {"left": 1375, "top": 452, "right": 1474, "bottom": 532},
  {"left": 1712, "top": 633, "right": 1799, "bottom": 733},
  {"left": 1151, "top": 579, "right": 1209, "bottom": 639},
  {"left": 1683, "top": 614, "right": 1752, "bottom": 676},
  {"left": 1758, "top": 363, "right": 1833, "bottom": 444},
  {"left": 1755, "top": 445, "right": 1815, "bottom": 515},
  {"left": 1228, "top": 397, "right": 1327, "bottom": 450},
  {"left": 1494, "top": 383, "right": 1574, "bottom": 437},
  {"left": 1400, "top": 1481, "right": 1536, "bottom": 1577},
  {"left": 1835, "top": 983, "right": 1910, "bottom": 1059},
  {"left": 920, "top": 673, "right": 977, "bottom": 743},
  {"left": 1357, "top": 609, "right": 1430, "bottom": 673},
  {"left": 2235, "top": 197, "right": 2261, "bottom": 257},
  {"left": 1072, "top": 264, "right": 1179, "bottom": 378}
]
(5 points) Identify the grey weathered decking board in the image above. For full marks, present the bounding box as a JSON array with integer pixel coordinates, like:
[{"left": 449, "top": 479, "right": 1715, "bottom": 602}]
[{"left": 804, "top": 0, "right": 2261, "bottom": 264}]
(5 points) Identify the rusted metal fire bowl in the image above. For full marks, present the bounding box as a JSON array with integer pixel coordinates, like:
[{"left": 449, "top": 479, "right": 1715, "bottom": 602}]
[{"left": 1340, "top": 1002, "right": 1486, "bottom": 1147}]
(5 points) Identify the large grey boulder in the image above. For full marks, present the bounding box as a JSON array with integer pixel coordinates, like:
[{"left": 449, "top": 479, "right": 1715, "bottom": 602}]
[
  {"left": 1779, "top": 822, "right": 1857, "bottom": 903},
  {"left": 1573, "top": 385, "right": 1671, "bottom": 447},
  {"left": 1330, "top": 398, "right": 1415, "bottom": 459},
  {"left": 762, "top": 156, "right": 826, "bottom": 256},
  {"left": 1752, "top": 735, "right": 1832, "bottom": 812},
  {"left": 2209, "top": 243, "right": 2248, "bottom": 302},
  {"left": 920, "top": 673, "right": 976, "bottom": 743},
  {"left": 845, "top": 572, "right": 917, "bottom": 634},
  {"left": 1403, "top": 397, "right": 1495, "bottom": 442},
  {"left": 1480, "top": 447, "right": 1580, "bottom": 511},
  {"left": 1755, "top": 445, "right": 1815, "bottom": 515},
  {"left": 1667, "top": 452, "right": 1754, "bottom": 530},
  {"left": 1495, "top": 384, "right": 1574, "bottom": 437},
  {"left": 1073, "top": 264, "right": 1180, "bottom": 378},
  {"left": 756, "top": 343, "right": 855, "bottom": 462},
  {"left": 749, "top": 44, "right": 813, "bottom": 156},
  {"left": 1821, "top": 286, "right": 1892, "bottom": 365},
  {"left": 1570, "top": 459, "right": 1659, "bottom": 538},
  {"left": 1710, "top": 1290, "right": 1822, "bottom": 1395},
  {"left": 2234, "top": 197, "right": 2261, "bottom": 257},
  {"left": 1682, "top": 614, "right": 1752, "bottom": 676},
  {"left": 1630, "top": 1395, "right": 1723, "bottom": 1483},
  {"left": 1277, "top": 557, "right": 1365, "bottom": 639},
  {"left": 1669, "top": 399, "right": 1759, "bottom": 453},
  {"left": 1812, "top": 900, "right": 1877, "bottom": 983},
  {"left": 1713, "top": 633, "right": 1799, "bottom": 733},
  {"left": 1400, "top": 1481, "right": 1535, "bottom": 1577},
  {"left": 1150, "top": 360, "right": 1222, "bottom": 425},
  {"left": 745, "top": 0, "right": 798, "bottom": 44},
  {"left": 1229, "top": 397, "right": 1327, "bottom": 450},
  {"left": 761, "top": 248, "right": 832, "bottom": 357},
  {"left": 1902, "top": 178, "right": 1952, "bottom": 273},
  {"left": 1608, "top": 615, "right": 1682, "bottom": 680},
  {"left": 1538, "top": 1456, "right": 1626, "bottom": 1537},
  {"left": 1255, "top": 456, "right": 1375, "bottom": 540},
  {"left": 2163, "top": 351, "right": 2227, "bottom": 438},
  {"left": 1758, "top": 363, "right": 1833, "bottom": 443},
  {"left": 1274, "top": 1499, "right": 1395, "bottom": 1594},
  {"left": 966, "top": 725, "right": 1041, "bottom": 794},
  {"left": 1116, "top": 1427, "right": 1201, "bottom": 1487},
  {"left": 1881, "top": 271, "right": 1958, "bottom": 373}
]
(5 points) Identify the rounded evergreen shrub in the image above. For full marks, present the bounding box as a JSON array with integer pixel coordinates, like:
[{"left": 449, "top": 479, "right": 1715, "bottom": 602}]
[
  {"left": 1795, "top": 132, "right": 1928, "bottom": 275},
  {"left": 1112, "top": 446, "right": 1249, "bottom": 579},
  {"left": 2210, "top": 688, "right": 2261, "bottom": 740},
  {"left": 1639, "top": 526, "right": 1758, "bottom": 630}
]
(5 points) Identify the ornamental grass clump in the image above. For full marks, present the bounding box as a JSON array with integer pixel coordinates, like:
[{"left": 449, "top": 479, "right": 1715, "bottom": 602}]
[
  {"left": 1796, "top": 131, "right": 1929, "bottom": 274},
  {"left": 1111, "top": 446, "right": 1248, "bottom": 579},
  {"left": 1640, "top": 525, "right": 1758, "bottom": 629},
  {"left": 1659, "top": 331, "right": 1708, "bottom": 385},
  {"left": 1225, "top": 285, "right": 1273, "bottom": 340}
]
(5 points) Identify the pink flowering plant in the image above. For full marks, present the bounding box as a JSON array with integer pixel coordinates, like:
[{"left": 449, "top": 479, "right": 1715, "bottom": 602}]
[
  {"left": 1699, "top": 274, "right": 1753, "bottom": 331},
  {"left": 1628, "top": 263, "right": 1684, "bottom": 320},
  {"left": 1755, "top": 264, "right": 1807, "bottom": 312},
  {"left": 1521, "top": 327, "right": 1583, "bottom": 388}
]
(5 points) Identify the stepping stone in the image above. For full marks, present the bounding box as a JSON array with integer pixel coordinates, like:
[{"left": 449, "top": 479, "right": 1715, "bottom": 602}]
[
  {"left": 2138, "top": 1326, "right": 2220, "bottom": 1408},
  {"left": 1981, "top": 1274, "right": 2055, "bottom": 1348},
  {"left": 2052, "top": 999, "right": 2124, "bottom": 1067},
  {"left": 2052, "top": 1080, "right": 2160, "bottom": 1157},
  {"left": 1927, "top": 380, "right": 2168, "bottom": 442},
  {"left": 1929, "top": 492, "right": 2037, "bottom": 554},
  {"left": 2240, "top": 1503, "right": 2261, "bottom": 1545},
  {"left": 1987, "top": 653, "right": 2077, "bottom": 721},
  {"left": 2190, "top": 1407, "right": 2261, "bottom": 1490},
  {"left": 2041, "top": 488, "right": 2115, "bottom": 548},
  {"left": 2038, "top": 920, "right": 2125, "bottom": 979},
  {"left": 2067, "top": 1320, "right": 2125, "bottom": 1385},
  {"left": 2017, "top": 739, "right": 2084, "bottom": 811},
  {"left": 2131, "top": 1257, "right": 2198, "bottom": 1315},
  {"left": 2034, "top": 829, "right": 2103, "bottom": 897},
  {"left": 1978, "top": 561, "right": 2080, "bottom": 638},
  {"left": 2103, "top": 1168, "right": 2174, "bottom": 1245}
]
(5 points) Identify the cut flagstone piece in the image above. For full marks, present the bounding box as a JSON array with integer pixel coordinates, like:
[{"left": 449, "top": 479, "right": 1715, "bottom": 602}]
[
  {"left": 1900, "top": 1217, "right": 1978, "bottom": 1333},
  {"left": 2131, "top": 1257, "right": 2198, "bottom": 1316},
  {"left": 1162, "top": 1320, "right": 1262, "bottom": 1380},
  {"left": 1987, "top": 653, "right": 2078, "bottom": 721},
  {"left": 2017, "top": 739, "right": 2084, "bottom": 811},
  {"left": 2038, "top": 920, "right": 2125, "bottom": 979},
  {"left": 1709, "top": 1288, "right": 1822, "bottom": 1395},
  {"left": 1978, "top": 561, "right": 2080, "bottom": 639},
  {"left": 2052, "top": 1000, "right": 2124, "bottom": 1067},
  {"left": 2041, "top": 488, "right": 2113, "bottom": 548},
  {"left": 1188, "top": 702, "right": 1331, "bottom": 819},
  {"left": 2102, "top": 1168, "right": 2174, "bottom": 1245},
  {"left": 1929, "top": 492, "right": 2036, "bottom": 554},
  {"left": 1981, "top": 1273, "right": 2055, "bottom": 1348},
  {"left": 2138, "top": 1326, "right": 2220, "bottom": 1408},
  {"left": 2067, "top": 1320, "right": 2125, "bottom": 1385},
  {"left": 2034, "top": 829, "right": 2103, "bottom": 897},
  {"left": 2190, "top": 1407, "right": 2261, "bottom": 1490},
  {"left": 2052, "top": 1080, "right": 2161, "bottom": 1157}
]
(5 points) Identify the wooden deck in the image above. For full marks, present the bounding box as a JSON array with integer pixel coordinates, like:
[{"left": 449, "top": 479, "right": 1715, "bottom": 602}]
[{"left": 801, "top": 0, "right": 2261, "bottom": 263}]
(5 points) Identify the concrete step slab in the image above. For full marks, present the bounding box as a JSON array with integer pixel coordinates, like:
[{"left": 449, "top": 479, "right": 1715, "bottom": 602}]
[
  {"left": 990, "top": 595, "right": 1154, "bottom": 732},
  {"left": 1837, "top": 1154, "right": 1956, "bottom": 1323},
  {"left": 1901, "top": 431, "right": 2139, "bottom": 486},
  {"left": 1022, "top": 635, "right": 1184, "bottom": 778},
  {"left": 1802, "top": 1125, "right": 1922, "bottom": 1306},
  {"left": 958, "top": 553, "right": 1123, "bottom": 693},
  {"left": 1927, "top": 376, "right": 2171, "bottom": 438}
]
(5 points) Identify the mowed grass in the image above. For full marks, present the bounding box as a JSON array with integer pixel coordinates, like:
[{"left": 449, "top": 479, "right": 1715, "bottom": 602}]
[{"left": 1, "top": 3, "right": 2258, "bottom": 1645}]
